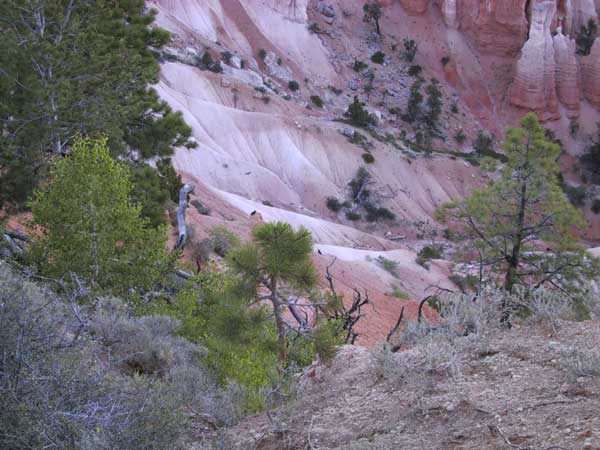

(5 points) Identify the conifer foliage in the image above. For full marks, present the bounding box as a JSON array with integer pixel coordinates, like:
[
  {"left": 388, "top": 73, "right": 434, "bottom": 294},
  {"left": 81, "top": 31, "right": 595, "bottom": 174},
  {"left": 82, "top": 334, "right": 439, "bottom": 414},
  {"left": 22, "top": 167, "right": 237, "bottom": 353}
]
[
  {"left": 438, "top": 114, "right": 599, "bottom": 304},
  {"left": 0, "top": 0, "right": 195, "bottom": 214}
]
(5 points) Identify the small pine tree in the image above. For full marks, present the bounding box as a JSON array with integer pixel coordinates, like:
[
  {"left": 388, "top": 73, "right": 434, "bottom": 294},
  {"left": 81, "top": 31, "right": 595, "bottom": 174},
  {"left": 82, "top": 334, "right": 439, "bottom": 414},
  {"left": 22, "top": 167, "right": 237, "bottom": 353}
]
[
  {"left": 363, "top": 2, "right": 383, "bottom": 35},
  {"left": 345, "top": 96, "right": 376, "bottom": 127},
  {"left": 402, "top": 38, "right": 418, "bottom": 62},
  {"left": 404, "top": 79, "right": 423, "bottom": 123},
  {"left": 425, "top": 78, "right": 443, "bottom": 129},
  {"left": 438, "top": 114, "right": 599, "bottom": 317},
  {"left": 473, "top": 130, "right": 494, "bottom": 155},
  {"left": 576, "top": 18, "right": 598, "bottom": 56},
  {"left": 31, "top": 137, "right": 168, "bottom": 296},
  {"left": 227, "top": 222, "right": 316, "bottom": 369}
]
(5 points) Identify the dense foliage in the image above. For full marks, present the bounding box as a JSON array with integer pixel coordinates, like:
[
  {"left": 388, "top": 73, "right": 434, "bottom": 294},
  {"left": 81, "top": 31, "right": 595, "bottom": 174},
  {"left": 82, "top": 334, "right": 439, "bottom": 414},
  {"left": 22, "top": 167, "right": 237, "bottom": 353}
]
[
  {"left": 0, "top": 0, "right": 195, "bottom": 218},
  {"left": 31, "top": 138, "right": 168, "bottom": 296}
]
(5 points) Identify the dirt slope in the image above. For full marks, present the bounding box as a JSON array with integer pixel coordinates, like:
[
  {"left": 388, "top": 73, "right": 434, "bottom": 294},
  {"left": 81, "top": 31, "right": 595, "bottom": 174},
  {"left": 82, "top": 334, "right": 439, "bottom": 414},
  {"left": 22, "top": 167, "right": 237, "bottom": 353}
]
[{"left": 201, "top": 319, "right": 600, "bottom": 450}]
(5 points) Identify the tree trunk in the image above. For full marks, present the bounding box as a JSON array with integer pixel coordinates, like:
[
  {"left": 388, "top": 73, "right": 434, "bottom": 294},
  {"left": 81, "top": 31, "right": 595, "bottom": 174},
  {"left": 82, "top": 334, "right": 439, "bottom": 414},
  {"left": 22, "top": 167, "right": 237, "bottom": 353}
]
[
  {"left": 502, "top": 169, "right": 529, "bottom": 324},
  {"left": 270, "top": 278, "right": 287, "bottom": 371},
  {"left": 175, "top": 184, "right": 194, "bottom": 249}
]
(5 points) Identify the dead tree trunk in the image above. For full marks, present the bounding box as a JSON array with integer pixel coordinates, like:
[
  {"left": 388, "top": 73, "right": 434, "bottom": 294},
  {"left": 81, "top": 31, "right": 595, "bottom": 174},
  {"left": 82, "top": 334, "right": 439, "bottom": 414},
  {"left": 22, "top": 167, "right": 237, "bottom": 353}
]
[{"left": 175, "top": 184, "right": 194, "bottom": 249}]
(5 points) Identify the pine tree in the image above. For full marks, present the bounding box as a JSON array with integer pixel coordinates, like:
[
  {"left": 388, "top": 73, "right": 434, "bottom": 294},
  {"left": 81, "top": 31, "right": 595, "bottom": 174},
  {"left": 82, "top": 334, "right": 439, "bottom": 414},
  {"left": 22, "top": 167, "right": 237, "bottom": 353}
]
[
  {"left": 576, "top": 18, "right": 598, "bottom": 56},
  {"left": 425, "top": 78, "right": 443, "bottom": 130},
  {"left": 227, "top": 222, "right": 316, "bottom": 369},
  {"left": 363, "top": 2, "right": 383, "bottom": 35},
  {"left": 404, "top": 78, "right": 423, "bottom": 123},
  {"left": 0, "top": 0, "right": 195, "bottom": 215},
  {"left": 345, "top": 96, "right": 376, "bottom": 127},
  {"left": 438, "top": 114, "right": 599, "bottom": 312},
  {"left": 31, "top": 137, "right": 168, "bottom": 296}
]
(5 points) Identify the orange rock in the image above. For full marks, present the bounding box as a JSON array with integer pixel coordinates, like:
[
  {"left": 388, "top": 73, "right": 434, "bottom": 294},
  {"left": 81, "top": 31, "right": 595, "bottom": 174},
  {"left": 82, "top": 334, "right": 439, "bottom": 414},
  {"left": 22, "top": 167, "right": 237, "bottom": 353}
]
[
  {"left": 399, "top": 0, "right": 429, "bottom": 14},
  {"left": 459, "top": 0, "right": 529, "bottom": 56}
]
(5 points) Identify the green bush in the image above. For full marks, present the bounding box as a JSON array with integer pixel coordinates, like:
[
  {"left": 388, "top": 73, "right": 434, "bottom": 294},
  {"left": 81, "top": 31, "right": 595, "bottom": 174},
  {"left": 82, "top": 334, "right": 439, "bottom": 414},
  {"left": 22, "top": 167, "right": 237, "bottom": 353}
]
[
  {"left": 310, "top": 95, "right": 324, "bottom": 107},
  {"left": 564, "top": 185, "right": 587, "bottom": 207},
  {"left": 362, "top": 152, "right": 375, "bottom": 164},
  {"left": 407, "top": 64, "right": 422, "bottom": 77},
  {"left": 376, "top": 256, "right": 399, "bottom": 277},
  {"left": 345, "top": 210, "right": 361, "bottom": 221},
  {"left": 353, "top": 59, "right": 368, "bottom": 72},
  {"left": 326, "top": 197, "right": 343, "bottom": 212},
  {"left": 345, "top": 96, "right": 376, "bottom": 127},
  {"left": 371, "top": 51, "right": 385, "bottom": 64},
  {"left": 308, "top": 22, "right": 320, "bottom": 34},
  {"left": 191, "top": 199, "right": 211, "bottom": 215},
  {"left": 473, "top": 130, "right": 494, "bottom": 155},
  {"left": 416, "top": 245, "right": 442, "bottom": 269},
  {"left": 391, "top": 285, "right": 409, "bottom": 299},
  {"left": 288, "top": 80, "right": 300, "bottom": 91},
  {"left": 454, "top": 129, "right": 466, "bottom": 144},
  {"left": 402, "top": 38, "right": 417, "bottom": 62}
]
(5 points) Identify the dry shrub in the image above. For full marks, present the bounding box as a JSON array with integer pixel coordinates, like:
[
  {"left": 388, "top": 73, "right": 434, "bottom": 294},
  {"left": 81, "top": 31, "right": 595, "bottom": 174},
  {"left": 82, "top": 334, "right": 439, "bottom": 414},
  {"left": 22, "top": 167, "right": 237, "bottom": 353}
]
[
  {"left": 0, "top": 264, "right": 243, "bottom": 450},
  {"left": 561, "top": 347, "right": 600, "bottom": 377}
]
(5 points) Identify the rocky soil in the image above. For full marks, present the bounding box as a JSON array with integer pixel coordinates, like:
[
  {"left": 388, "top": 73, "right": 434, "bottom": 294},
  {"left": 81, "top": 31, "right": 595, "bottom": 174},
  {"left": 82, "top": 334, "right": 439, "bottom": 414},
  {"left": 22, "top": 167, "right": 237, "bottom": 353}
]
[{"left": 195, "top": 317, "right": 600, "bottom": 450}]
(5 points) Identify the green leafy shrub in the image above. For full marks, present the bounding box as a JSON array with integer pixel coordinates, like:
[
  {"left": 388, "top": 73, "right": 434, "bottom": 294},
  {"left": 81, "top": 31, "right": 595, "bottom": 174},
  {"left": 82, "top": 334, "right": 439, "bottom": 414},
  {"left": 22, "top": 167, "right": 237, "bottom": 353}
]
[
  {"left": 402, "top": 38, "right": 417, "bottom": 62},
  {"left": 564, "top": 185, "right": 587, "bottom": 207},
  {"left": 311, "top": 95, "right": 324, "bottom": 107},
  {"left": 454, "top": 129, "right": 466, "bottom": 144},
  {"left": 210, "top": 226, "right": 240, "bottom": 257},
  {"left": 345, "top": 96, "right": 376, "bottom": 127},
  {"left": 30, "top": 137, "right": 168, "bottom": 297},
  {"left": 288, "top": 80, "right": 300, "bottom": 91},
  {"left": 371, "top": 51, "right": 385, "bottom": 64},
  {"left": 416, "top": 245, "right": 443, "bottom": 269},
  {"left": 326, "top": 197, "right": 343, "bottom": 212},
  {"left": 345, "top": 210, "right": 361, "bottom": 221},
  {"left": 353, "top": 59, "right": 368, "bottom": 72},
  {"left": 407, "top": 64, "right": 422, "bottom": 77},
  {"left": 308, "top": 22, "right": 320, "bottom": 34},
  {"left": 376, "top": 256, "right": 399, "bottom": 277},
  {"left": 391, "top": 285, "right": 409, "bottom": 299},
  {"left": 473, "top": 130, "right": 494, "bottom": 155},
  {"left": 362, "top": 152, "right": 375, "bottom": 163}
]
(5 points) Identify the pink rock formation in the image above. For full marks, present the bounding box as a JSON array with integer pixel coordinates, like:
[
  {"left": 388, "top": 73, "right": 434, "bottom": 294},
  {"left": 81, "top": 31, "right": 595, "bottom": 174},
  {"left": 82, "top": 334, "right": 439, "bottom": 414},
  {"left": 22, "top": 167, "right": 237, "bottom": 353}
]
[
  {"left": 399, "top": 0, "right": 429, "bottom": 14},
  {"left": 581, "top": 38, "right": 600, "bottom": 110},
  {"left": 553, "top": 30, "right": 581, "bottom": 117},
  {"left": 565, "top": 0, "right": 598, "bottom": 35},
  {"left": 439, "top": 0, "right": 458, "bottom": 28},
  {"left": 458, "top": 0, "right": 529, "bottom": 56},
  {"left": 510, "top": 0, "right": 560, "bottom": 121}
]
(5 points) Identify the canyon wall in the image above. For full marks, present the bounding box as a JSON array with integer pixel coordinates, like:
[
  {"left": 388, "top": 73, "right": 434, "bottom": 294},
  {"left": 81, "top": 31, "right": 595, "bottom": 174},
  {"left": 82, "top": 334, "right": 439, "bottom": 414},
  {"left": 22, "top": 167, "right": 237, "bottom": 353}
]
[{"left": 391, "top": 0, "right": 600, "bottom": 121}]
